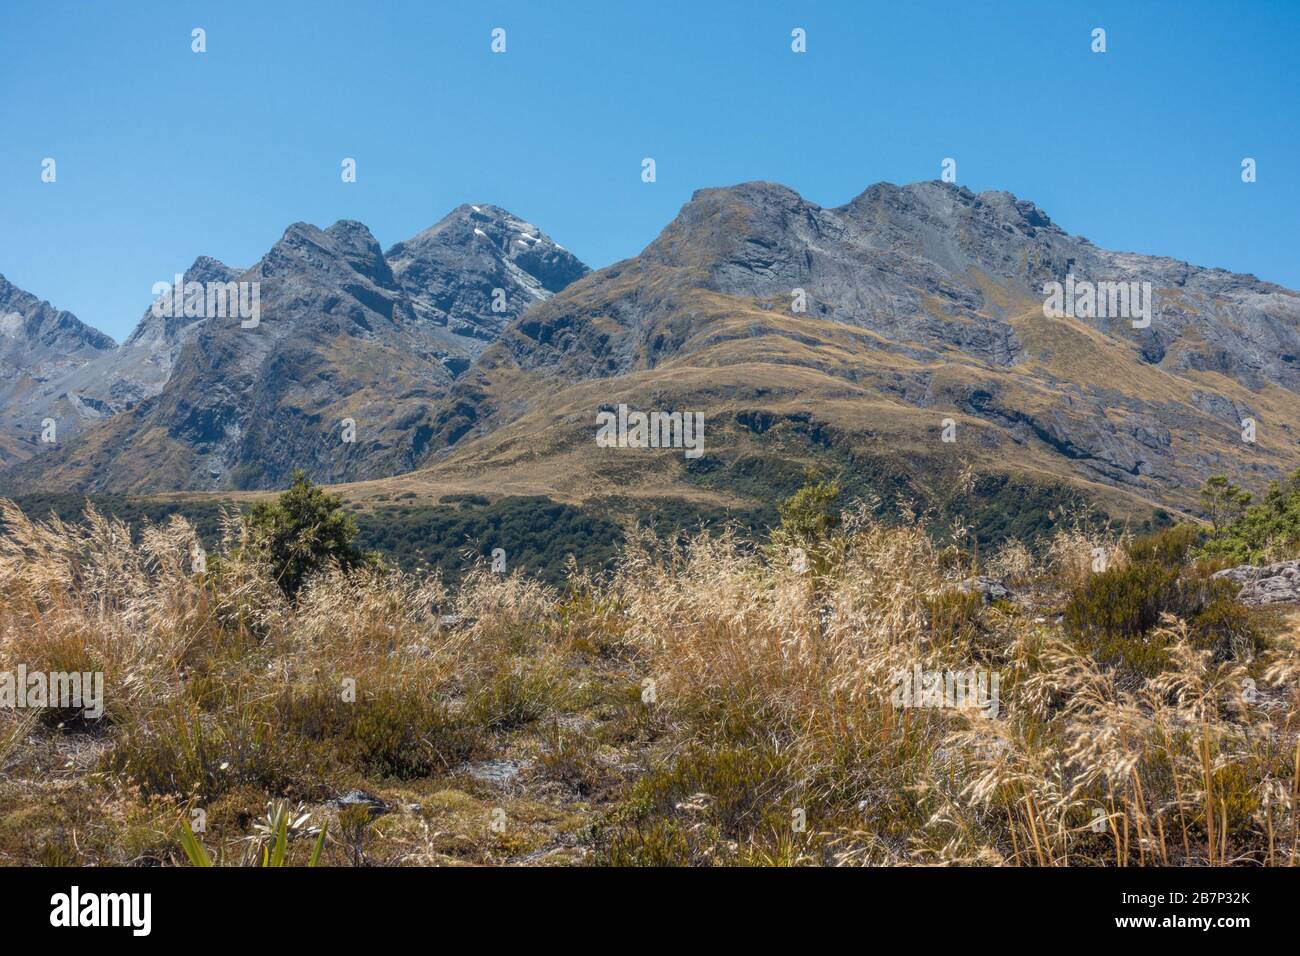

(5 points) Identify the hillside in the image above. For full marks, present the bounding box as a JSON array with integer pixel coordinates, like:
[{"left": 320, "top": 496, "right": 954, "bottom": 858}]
[
  {"left": 2, "top": 207, "right": 587, "bottom": 491},
  {"left": 359, "top": 180, "right": 1300, "bottom": 524},
  {"left": 6, "top": 180, "right": 1299, "bottom": 537},
  {"left": 0, "top": 274, "right": 117, "bottom": 465}
]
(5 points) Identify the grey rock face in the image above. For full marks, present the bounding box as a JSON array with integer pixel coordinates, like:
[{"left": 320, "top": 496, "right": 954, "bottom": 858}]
[
  {"left": 116, "top": 219, "right": 454, "bottom": 490},
  {"left": 1213, "top": 560, "right": 1300, "bottom": 605},
  {"left": 386, "top": 204, "right": 588, "bottom": 347},
  {"left": 647, "top": 180, "right": 1300, "bottom": 390},
  {"left": 330, "top": 790, "right": 391, "bottom": 817},
  {"left": 123, "top": 256, "right": 242, "bottom": 353},
  {"left": 0, "top": 274, "right": 116, "bottom": 464},
  {"left": 0, "top": 260, "right": 246, "bottom": 465},
  {"left": 0, "top": 275, "right": 114, "bottom": 359},
  {"left": 70, "top": 258, "right": 244, "bottom": 409}
]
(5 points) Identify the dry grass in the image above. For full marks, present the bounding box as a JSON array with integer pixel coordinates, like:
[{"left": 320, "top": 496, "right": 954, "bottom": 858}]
[{"left": 0, "top": 499, "right": 1295, "bottom": 866}]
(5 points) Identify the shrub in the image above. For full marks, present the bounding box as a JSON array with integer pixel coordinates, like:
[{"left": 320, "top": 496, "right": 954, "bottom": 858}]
[
  {"left": 105, "top": 698, "right": 303, "bottom": 801},
  {"left": 599, "top": 745, "right": 794, "bottom": 866},
  {"left": 1200, "top": 476, "right": 1252, "bottom": 532},
  {"left": 1188, "top": 586, "right": 1267, "bottom": 662},
  {"left": 1065, "top": 560, "right": 1179, "bottom": 642},
  {"left": 466, "top": 659, "right": 566, "bottom": 732},
  {"left": 277, "top": 685, "right": 478, "bottom": 780},
  {"left": 1127, "top": 523, "right": 1200, "bottom": 568},
  {"left": 245, "top": 471, "right": 376, "bottom": 598},
  {"left": 1199, "top": 469, "right": 1300, "bottom": 563},
  {"left": 1064, "top": 526, "right": 1263, "bottom": 673},
  {"left": 775, "top": 473, "right": 841, "bottom": 545}
]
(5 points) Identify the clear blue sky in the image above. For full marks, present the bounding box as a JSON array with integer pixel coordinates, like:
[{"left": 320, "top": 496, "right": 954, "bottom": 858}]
[{"left": 1, "top": 0, "right": 1296, "bottom": 341}]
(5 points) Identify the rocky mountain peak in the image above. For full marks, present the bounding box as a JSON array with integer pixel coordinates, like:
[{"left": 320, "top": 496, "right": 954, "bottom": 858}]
[
  {"left": 844, "top": 180, "right": 1058, "bottom": 234},
  {"left": 261, "top": 221, "right": 395, "bottom": 288},
  {"left": 186, "top": 255, "right": 242, "bottom": 284},
  {"left": 385, "top": 204, "right": 588, "bottom": 340},
  {"left": 685, "top": 180, "right": 808, "bottom": 209},
  {"left": 468, "top": 177, "right": 1300, "bottom": 519},
  {"left": 124, "top": 256, "right": 244, "bottom": 349},
  {"left": 0, "top": 203, "right": 590, "bottom": 491},
  {"left": 0, "top": 275, "right": 120, "bottom": 466},
  {"left": 0, "top": 274, "right": 116, "bottom": 358}
]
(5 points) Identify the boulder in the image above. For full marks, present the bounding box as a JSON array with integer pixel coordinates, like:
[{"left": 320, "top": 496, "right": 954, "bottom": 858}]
[
  {"left": 952, "top": 576, "right": 1015, "bottom": 605},
  {"left": 330, "top": 790, "right": 391, "bottom": 817},
  {"left": 437, "top": 614, "right": 477, "bottom": 630},
  {"left": 1212, "top": 560, "right": 1300, "bottom": 605}
]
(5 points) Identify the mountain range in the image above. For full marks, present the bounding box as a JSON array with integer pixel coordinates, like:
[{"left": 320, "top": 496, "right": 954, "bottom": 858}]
[
  {"left": 3, "top": 181, "right": 1298, "bottom": 527},
  {"left": 0, "top": 205, "right": 586, "bottom": 490}
]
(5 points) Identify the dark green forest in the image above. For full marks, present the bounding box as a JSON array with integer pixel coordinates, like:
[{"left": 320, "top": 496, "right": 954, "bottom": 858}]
[{"left": 1, "top": 465, "right": 1166, "bottom": 588}]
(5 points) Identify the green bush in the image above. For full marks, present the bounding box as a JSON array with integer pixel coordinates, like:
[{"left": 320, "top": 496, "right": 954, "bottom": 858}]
[
  {"left": 1064, "top": 561, "right": 1180, "bottom": 675},
  {"left": 776, "top": 472, "right": 841, "bottom": 545},
  {"left": 1188, "top": 584, "right": 1267, "bottom": 661},
  {"left": 105, "top": 699, "right": 303, "bottom": 801},
  {"left": 1199, "top": 469, "right": 1300, "bottom": 563},
  {"left": 245, "top": 470, "right": 375, "bottom": 597},
  {"left": 1127, "top": 523, "right": 1200, "bottom": 568},
  {"left": 466, "top": 660, "right": 565, "bottom": 732},
  {"left": 1065, "top": 526, "right": 1265, "bottom": 673}
]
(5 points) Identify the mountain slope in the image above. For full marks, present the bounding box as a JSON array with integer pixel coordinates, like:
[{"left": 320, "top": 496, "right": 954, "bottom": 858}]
[
  {"left": 375, "top": 180, "right": 1300, "bottom": 521},
  {"left": 4, "top": 207, "right": 587, "bottom": 492},
  {"left": 0, "top": 275, "right": 116, "bottom": 465},
  {"left": 9, "top": 180, "right": 1298, "bottom": 527}
]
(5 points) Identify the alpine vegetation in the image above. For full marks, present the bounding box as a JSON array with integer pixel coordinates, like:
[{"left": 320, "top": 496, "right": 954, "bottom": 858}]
[
  {"left": 0, "top": 666, "right": 103, "bottom": 719},
  {"left": 0, "top": 474, "right": 1296, "bottom": 867},
  {"left": 595, "top": 404, "right": 705, "bottom": 458},
  {"left": 1042, "top": 274, "right": 1154, "bottom": 328}
]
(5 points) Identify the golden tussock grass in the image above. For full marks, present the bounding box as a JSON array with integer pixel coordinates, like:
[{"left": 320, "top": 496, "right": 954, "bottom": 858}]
[{"left": 0, "top": 499, "right": 1295, "bottom": 866}]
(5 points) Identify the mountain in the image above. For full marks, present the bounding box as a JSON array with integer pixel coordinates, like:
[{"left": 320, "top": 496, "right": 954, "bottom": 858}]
[
  {"left": 373, "top": 180, "right": 1300, "bottom": 522},
  {"left": 0, "top": 275, "right": 116, "bottom": 465},
  {"left": 8, "top": 181, "right": 1299, "bottom": 530},
  {"left": 0, "top": 258, "right": 250, "bottom": 466},
  {"left": 3, "top": 206, "right": 587, "bottom": 492},
  {"left": 387, "top": 203, "right": 588, "bottom": 362},
  {"left": 113, "top": 255, "right": 245, "bottom": 393}
]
